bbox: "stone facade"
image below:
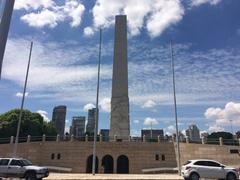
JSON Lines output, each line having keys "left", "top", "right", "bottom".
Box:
{"left": 175, "top": 143, "right": 240, "bottom": 167}
{"left": 0, "top": 141, "right": 176, "bottom": 173}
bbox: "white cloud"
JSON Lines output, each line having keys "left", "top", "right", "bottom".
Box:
{"left": 205, "top": 102, "right": 240, "bottom": 126}
{"left": 83, "top": 103, "right": 95, "bottom": 112}
{"left": 14, "top": 0, "right": 55, "bottom": 10}
{"left": 37, "top": 110, "right": 50, "bottom": 122}
{"left": 191, "top": 0, "right": 222, "bottom": 6}
{"left": 4, "top": 38, "right": 240, "bottom": 108}
{"left": 133, "top": 120, "right": 140, "bottom": 124}
{"left": 208, "top": 125, "right": 224, "bottom": 132}
{"left": 99, "top": 97, "right": 111, "bottom": 112}
{"left": 62, "top": 0, "right": 85, "bottom": 27}
{"left": 15, "top": 92, "right": 29, "bottom": 97}
{"left": 164, "top": 125, "right": 176, "bottom": 135}
{"left": 84, "top": 27, "right": 94, "bottom": 37}
{"left": 16, "top": 0, "right": 85, "bottom": 28}
{"left": 2, "top": 38, "right": 112, "bottom": 103}
{"left": 21, "top": 9, "right": 63, "bottom": 28}
{"left": 143, "top": 117, "right": 159, "bottom": 126}
{"left": 204, "top": 107, "right": 223, "bottom": 120}
{"left": 90, "top": 0, "right": 184, "bottom": 37}
{"left": 146, "top": 0, "right": 184, "bottom": 38}
{"left": 142, "top": 99, "right": 157, "bottom": 108}
{"left": 205, "top": 102, "right": 240, "bottom": 132}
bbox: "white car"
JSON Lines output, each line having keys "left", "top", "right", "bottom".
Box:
{"left": 181, "top": 159, "right": 239, "bottom": 180}
{"left": 0, "top": 158, "right": 49, "bottom": 180}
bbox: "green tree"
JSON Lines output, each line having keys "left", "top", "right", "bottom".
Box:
{"left": 207, "top": 131, "right": 233, "bottom": 139}
{"left": 0, "top": 109, "right": 57, "bottom": 138}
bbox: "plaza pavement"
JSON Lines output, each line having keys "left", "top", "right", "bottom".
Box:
{"left": 45, "top": 173, "right": 184, "bottom": 180}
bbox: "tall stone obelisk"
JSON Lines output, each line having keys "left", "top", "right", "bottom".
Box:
{"left": 110, "top": 15, "right": 130, "bottom": 140}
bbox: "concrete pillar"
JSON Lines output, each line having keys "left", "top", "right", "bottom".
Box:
{"left": 85, "top": 134, "right": 88, "bottom": 142}
{"left": 56, "top": 134, "right": 60, "bottom": 142}
{"left": 42, "top": 134, "right": 46, "bottom": 142}
{"left": 27, "top": 135, "right": 31, "bottom": 143}
{"left": 219, "top": 137, "right": 223, "bottom": 146}
{"left": 143, "top": 135, "right": 146, "bottom": 142}
{"left": 186, "top": 136, "right": 189, "bottom": 144}
{"left": 129, "top": 136, "right": 131, "bottom": 142}
{"left": 100, "top": 134, "right": 103, "bottom": 142}
{"left": 114, "top": 135, "right": 117, "bottom": 142}
{"left": 201, "top": 137, "right": 205, "bottom": 144}
{"left": 70, "top": 135, "right": 74, "bottom": 142}
{"left": 10, "top": 136, "right": 14, "bottom": 144}
{"left": 158, "top": 135, "right": 161, "bottom": 143}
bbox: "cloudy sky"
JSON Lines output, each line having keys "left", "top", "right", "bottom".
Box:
{"left": 1, "top": 0, "right": 240, "bottom": 136}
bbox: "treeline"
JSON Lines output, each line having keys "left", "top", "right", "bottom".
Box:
{"left": 0, "top": 109, "right": 57, "bottom": 138}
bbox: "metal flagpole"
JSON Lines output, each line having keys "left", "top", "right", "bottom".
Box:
{"left": 170, "top": 41, "right": 181, "bottom": 175}
{"left": 92, "top": 29, "right": 102, "bottom": 175}
{"left": 0, "top": 0, "right": 15, "bottom": 79}
{"left": 13, "top": 42, "right": 33, "bottom": 157}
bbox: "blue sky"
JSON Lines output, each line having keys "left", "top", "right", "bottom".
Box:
{"left": 1, "top": 0, "right": 240, "bottom": 136}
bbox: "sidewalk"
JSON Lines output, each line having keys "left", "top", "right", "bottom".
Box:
{"left": 46, "top": 173, "right": 184, "bottom": 180}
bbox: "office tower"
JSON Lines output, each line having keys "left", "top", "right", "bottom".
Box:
{"left": 52, "top": 105, "right": 67, "bottom": 137}
{"left": 70, "top": 116, "right": 86, "bottom": 137}
{"left": 141, "top": 129, "right": 164, "bottom": 140}
{"left": 86, "top": 108, "right": 96, "bottom": 135}
{"left": 186, "top": 124, "right": 200, "bottom": 141}
{"left": 100, "top": 129, "right": 109, "bottom": 141}
{"left": 110, "top": 15, "right": 130, "bottom": 140}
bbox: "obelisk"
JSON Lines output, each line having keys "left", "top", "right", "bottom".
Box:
{"left": 110, "top": 15, "right": 130, "bottom": 140}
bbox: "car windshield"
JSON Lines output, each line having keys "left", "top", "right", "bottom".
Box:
{"left": 21, "top": 159, "right": 33, "bottom": 166}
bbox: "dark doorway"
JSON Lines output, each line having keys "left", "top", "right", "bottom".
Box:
{"left": 117, "top": 155, "right": 129, "bottom": 174}
{"left": 102, "top": 155, "right": 114, "bottom": 173}
{"left": 86, "top": 155, "right": 98, "bottom": 173}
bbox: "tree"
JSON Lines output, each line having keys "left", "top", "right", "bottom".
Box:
{"left": 207, "top": 131, "right": 233, "bottom": 139}
{"left": 0, "top": 109, "right": 57, "bottom": 138}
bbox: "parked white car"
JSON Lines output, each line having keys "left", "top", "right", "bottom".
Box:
{"left": 0, "top": 158, "right": 49, "bottom": 180}
{"left": 181, "top": 159, "right": 239, "bottom": 180}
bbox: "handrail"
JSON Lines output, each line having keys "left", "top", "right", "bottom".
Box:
{"left": 0, "top": 135, "right": 239, "bottom": 146}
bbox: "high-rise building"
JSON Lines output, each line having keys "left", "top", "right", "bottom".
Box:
{"left": 100, "top": 129, "right": 109, "bottom": 141}
{"left": 52, "top": 105, "right": 67, "bottom": 137}
{"left": 86, "top": 108, "right": 96, "bottom": 135}
{"left": 70, "top": 116, "right": 86, "bottom": 137}
{"left": 186, "top": 124, "right": 200, "bottom": 141}
{"left": 141, "top": 129, "right": 164, "bottom": 140}
{"left": 110, "top": 15, "right": 130, "bottom": 140}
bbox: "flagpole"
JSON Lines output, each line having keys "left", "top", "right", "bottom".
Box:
{"left": 13, "top": 42, "right": 33, "bottom": 157}
{"left": 92, "top": 29, "right": 102, "bottom": 175}
{"left": 170, "top": 41, "right": 181, "bottom": 175}
{"left": 0, "top": 0, "right": 15, "bottom": 79}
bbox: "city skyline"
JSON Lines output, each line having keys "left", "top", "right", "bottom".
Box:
{"left": 1, "top": 0, "right": 240, "bottom": 136}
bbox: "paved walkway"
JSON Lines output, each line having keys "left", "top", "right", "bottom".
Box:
{"left": 46, "top": 173, "right": 184, "bottom": 180}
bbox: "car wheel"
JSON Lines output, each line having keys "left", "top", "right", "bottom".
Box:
{"left": 189, "top": 173, "right": 200, "bottom": 180}
{"left": 184, "top": 178, "right": 189, "bottom": 180}
{"left": 25, "top": 172, "right": 37, "bottom": 180}
{"left": 227, "top": 173, "right": 237, "bottom": 180}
